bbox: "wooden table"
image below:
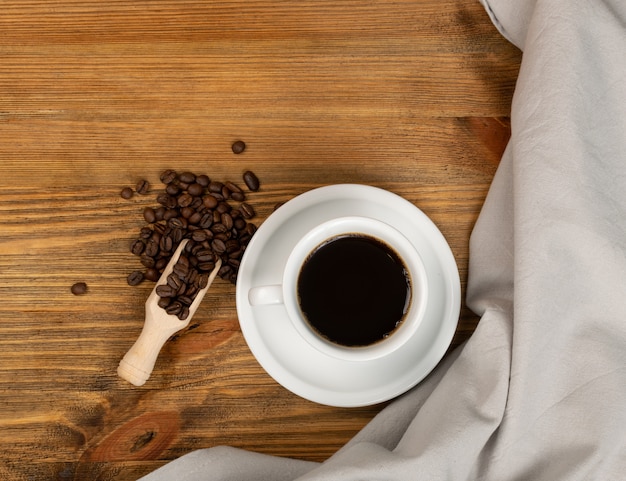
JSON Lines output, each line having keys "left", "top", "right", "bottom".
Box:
{"left": 0, "top": 1, "right": 520, "bottom": 479}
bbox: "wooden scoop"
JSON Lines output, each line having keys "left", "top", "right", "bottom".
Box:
{"left": 118, "top": 239, "right": 222, "bottom": 386}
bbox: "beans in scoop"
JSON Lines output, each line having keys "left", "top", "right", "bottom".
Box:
{"left": 125, "top": 169, "right": 260, "bottom": 320}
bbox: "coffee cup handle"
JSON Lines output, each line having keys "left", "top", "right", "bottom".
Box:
{"left": 248, "top": 285, "right": 284, "bottom": 306}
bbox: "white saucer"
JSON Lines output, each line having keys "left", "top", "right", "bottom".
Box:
{"left": 236, "top": 184, "right": 460, "bottom": 407}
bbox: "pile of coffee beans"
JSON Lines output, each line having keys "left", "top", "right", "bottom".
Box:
{"left": 125, "top": 169, "right": 260, "bottom": 320}
{"left": 154, "top": 245, "right": 213, "bottom": 321}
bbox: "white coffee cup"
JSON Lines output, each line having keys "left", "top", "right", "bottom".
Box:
{"left": 247, "top": 216, "right": 428, "bottom": 362}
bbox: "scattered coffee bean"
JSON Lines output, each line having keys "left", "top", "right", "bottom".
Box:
{"left": 120, "top": 187, "right": 134, "bottom": 199}
{"left": 130, "top": 239, "right": 146, "bottom": 256}
{"left": 136, "top": 179, "right": 150, "bottom": 195}
{"left": 240, "top": 202, "right": 255, "bottom": 219}
{"left": 231, "top": 140, "right": 246, "bottom": 154}
{"left": 160, "top": 169, "right": 177, "bottom": 184}
{"left": 143, "top": 207, "right": 156, "bottom": 224}
{"left": 127, "top": 270, "right": 144, "bottom": 286}
{"left": 71, "top": 282, "right": 88, "bottom": 295}
{"left": 242, "top": 170, "right": 260, "bottom": 191}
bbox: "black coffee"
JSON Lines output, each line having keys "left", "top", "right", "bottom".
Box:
{"left": 297, "top": 235, "right": 411, "bottom": 347}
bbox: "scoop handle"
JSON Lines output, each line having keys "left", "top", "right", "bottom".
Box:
{"left": 117, "top": 318, "right": 179, "bottom": 386}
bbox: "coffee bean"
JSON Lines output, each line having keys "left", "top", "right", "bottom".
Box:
{"left": 225, "top": 239, "right": 240, "bottom": 253}
{"left": 166, "top": 272, "right": 183, "bottom": 291}
{"left": 211, "top": 223, "right": 228, "bottom": 234}
{"left": 140, "top": 254, "right": 156, "bottom": 268}
{"left": 221, "top": 212, "right": 234, "bottom": 230}
{"left": 231, "top": 140, "right": 246, "bottom": 154}
{"left": 157, "top": 193, "right": 177, "bottom": 209}
{"left": 245, "top": 223, "right": 257, "bottom": 236}
{"left": 211, "top": 238, "right": 227, "bottom": 254}
{"left": 71, "top": 282, "right": 88, "bottom": 295}
{"left": 127, "top": 270, "right": 144, "bottom": 286}
{"left": 144, "top": 239, "right": 159, "bottom": 257}
{"left": 240, "top": 202, "right": 255, "bottom": 219}
{"left": 168, "top": 217, "right": 185, "bottom": 229}
{"left": 145, "top": 268, "right": 160, "bottom": 282}
{"left": 163, "top": 209, "right": 177, "bottom": 222}
{"left": 192, "top": 229, "right": 209, "bottom": 242}
{"left": 233, "top": 217, "right": 246, "bottom": 230}
{"left": 159, "top": 234, "right": 173, "bottom": 253}
{"left": 179, "top": 306, "right": 190, "bottom": 320}
{"left": 196, "top": 248, "right": 215, "bottom": 262}
{"left": 173, "top": 255, "right": 190, "bottom": 278}
{"left": 175, "top": 230, "right": 186, "bottom": 245}
{"left": 238, "top": 234, "right": 251, "bottom": 246}
{"left": 165, "top": 301, "right": 183, "bottom": 316}
{"left": 180, "top": 206, "right": 194, "bottom": 219}
{"left": 196, "top": 174, "right": 210, "bottom": 187}
{"left": 195, "top": 215, "right": 210, "bottom": 230}
{"left": 136, "top": 179, "right": 150, "bottom": 195}
{"left": 179, "top": 172, "right": 196, "bottom": 184}
{"left": 225, "top": 181, "right": 243, "bottom": 196}
{"left": 143, "top": 207, "right": 156, "bottom": 223}
{"left": 194, "top": 259, "right": 212, "bottom": 271}
{"left": 155, "top": 257, "right": 169, "bottom": 271}
{"left": 203, "top": 194, "right": 219, "bottom": 209}
{"left": 187, "top": 268, "right": 198, "bottom": 285}
{"left": 218, "top": 264, "right": 232, "bottom": 278}
{"left": 187, "top": 183, "right": 204, "bottom": 197}
{"left": 121, "top": 187, "right": 134, "bottom": 199}
{"left": 242, "top": 171, "right": 260, "bottom": 191}
{"left": 188, "top": 211, "right": 203, "bottom": 225}
{"left": 157, "top": 296, "right": 171, "bottom": 309}
{"left": 228, "top": 249, "right": 243, "bottom": 260}
{"left": 160, "top": 169, "right": 178, "bottom": 184}
{"left": 156, "top": 284, "right": 176, "bottom": 298}
{"left": 165, "top": 183, "right": 181, "bottom": 196}
{"left": 209, "top": 181, "right": 224, "bottom": 194}
{"left": 185, "top": 284, "right": 199, "bottom": 298}
{"left": 216, "top": 201, "right": 231, "bottom": 214}
{"left": 196, "top": 273, "right": 210, "bottom": 289}
{"left": 130, "top": 239, "right": 145, "bottom": 256}
{"left": 178, "top": 295, "right": 194, "bottom": 306}
{"left": 177, "top": 193, "right": 194, "bottom": 208}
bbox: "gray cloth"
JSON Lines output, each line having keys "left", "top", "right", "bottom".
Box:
{"left": 141, "top": 0, "right": 626, "bottom": 479}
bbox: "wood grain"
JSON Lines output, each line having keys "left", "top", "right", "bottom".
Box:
{"left": 0, "top": 1, "right": 521, "bottom": 479}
